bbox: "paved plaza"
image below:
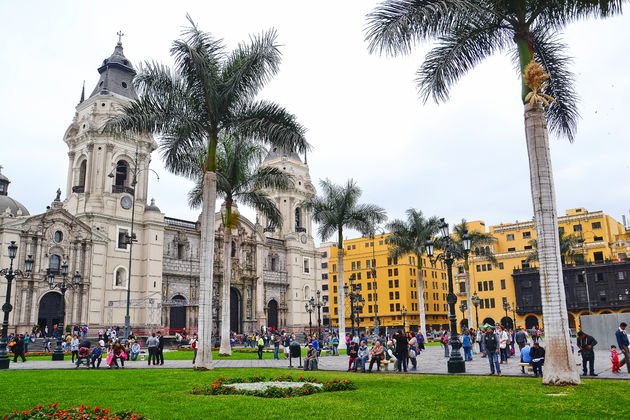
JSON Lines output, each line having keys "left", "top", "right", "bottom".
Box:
{"left": 5, "top": 343, "right": 628, "bottom": 380}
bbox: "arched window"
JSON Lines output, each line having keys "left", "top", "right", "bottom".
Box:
{"left": 295, "top": 207, "right": 301, "bottom": 230}
{"left": 115, "top": 267, "right": 127, "bottom": 288}
{"left": 231, "top": 241, "right": 236, "bottom": 258}
{"left": 49, "top": 255, "right": 61, "bottom": 274}
{"left": 114, "top": 160, "right": 128, "bottom": 187}
{"left": 78, "top": 160, "right": 87, "bottom": 187}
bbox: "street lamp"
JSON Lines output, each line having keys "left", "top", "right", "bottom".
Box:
{"left": 212, "top": 292, "right": 221, "bottom": 347}
{"left": 502, "top": 300, "right": 510, "bottom": 329}
{"left": 313, "top": 290, "right": 326, "bottom": 340}
{"left": 0, "top": 242, "right": 33, "bottom": 369}
{"left": 343, "top": 274, "right": 364, "bottom": 337}
{"left": 305, "top": 297, "right": 314, "bottom": 337}
{"left": 401, "top": 305, "right": 407, "bottom": 331}
{"left": 426, "top": 218, "right": 470, "bottom": 373}
{"left": 581, "top": 269, "right": 592, "bottom": 315}
{"left": 471, "top": 292, "right": 480, "bottom": 331}
{"left": 510, "top": 302, "right": 517, "bottom": 328}
{"left": 108, "top": 145, "right": 159, "bottom": 344}
{"left": 47, "top": 260, "right": 81, "bottom": 361}
{"left": 459, "top": 300, "right": 467, "bottom": 330}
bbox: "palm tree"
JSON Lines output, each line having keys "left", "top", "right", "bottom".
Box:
{"left": 386, "top": 209, "right": 440, "bottom": 336}
{"left": 525, "top": 229, "right": 586, "bottom": 266}
{"left": 107, "top": 16, "right": 308, "bottom": 369}
{"left": 303, "top": 179, "right": 387, "bottom": 340}
{"left": 366, "top": 0, "right": 624, "bottom": 385}
{"left": 450, "top": 220, "right": 496, "bottom": 330}
{"left": 187, "top": 137, "right": 293, "bottom": 356}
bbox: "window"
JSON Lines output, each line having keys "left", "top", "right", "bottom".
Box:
{"left": 410, "top": 268, "right": 413, "bottom": 276}
{"left": 508, "top": 247, "right": 516, "bottom": 252}
{"left": 388, "top": 280, "right": 393, "bottom": 288}
{"left": 490, "top": 298, "right": 495, "bottom": 308}
{"left": 476, "top": 265, "right": 481, "bottom": 272}
{"left": 480, "top": 299, "right": 485, "bottom": 309}
{"left": 357, "top": 261, "right": 361, "bottom": 270}
{"left": 501, "top": 279, "right": 506, "bottom": 289}
{"left": 333, "top": 275, "right": 337, "bottom": 282}
{"left": 368, "top": 294, "right": 372, "bottom": 301}
{"left": 347, "top": 245, "right": 351, "bottom": 250}
{"left": 366, "top": 260, "right": 371, "bottom": 268}
{"left": 396, "top": 303, "right": 400, "bottom": 311}
{"left": 489, "top": 281, "right": 494, "bottom": 291}
{"left": 483, "top": 281, "right": 488, "bottom": 291}
{"left": 333, "top": 286, "right": 337, "bottom": 293}
{"left": 499, "top": 262, "right": 504, "bottom": 269}
{"left": 592, "top": 221, "right": 601, "bottom": 229}
{"left": 559, "top": 227, "right": 565, "bottom": 234}
{"left": 357, "top": 272, "right": 361, "bottom": 280}
{"left": 395, "top": 291, "right": 399, "bottom": 299}
{"left": 394, "top": 279, "right": 399, "bottom": 287}
{"left": 334, "top": 297, "right": 337, "bottom": 304}
{"left": 368, "top": 305, "right": 372, "bottom": 313}
{"left": 389, "top": 292, "right": 394, "bottom": 299}
{"left": 117, "top": 228, "right": 129, "bottom": 250}
{"left": 54, "top": 231, "right": 63, "bottom": 243}
{"left": 394, "top": 268, "right": 398, "bottom": 276}
{"left": 367, "top": 271, "right": 371, "bottom": 279}
{"left": 523, "top": 231, "right": 531, "bottom": 238}
{"left": 594, "top": 252, "right": 604, "bottom": 262}
{"left": 594, "top": 236, "right": 603, "bottom": 241}
{"left": 322, "top": 284, "right": 329, "bottom": 291}
{"left": 482, "top": 265, "right": 486, "bottom": 272}
{"left": 351, "top": 261, "right": 356, "bottom": 270}
{"left": 334, "top": 308, "right": 338, "bottom": 315}
{"left": 365, "top": 242, "right": 369, "bottom": 248}
{"left": 332, "top": 264, "right": 336, "bottom": 273}
{"left": 321, "top": 262, "right": 328, "bottom": 269}
{"left": 388, "top": 269, "right": 393, "bottom": 276}
{"left": 113, "top": 160, "right": 128, "bottom": 188}
{"left": 303, "top": 257, "right": 310, "bottom": 274}
{"left": 352, "top": 245, "right": 356, "bottom": 249}
{"left": 387, "top": 257, "right": 392, "bottom": 265}
{"left": 478, "top": 281, "right": 483, "bottom": 291}
{"left": 573, "top": 224, "right": 582, "bottom": 232}
{"left": 114, "top": 267, "right": 127, "bottom": 288}
{"left": 507, "top": 234, "right": 515, "bottom": 241}
{"left": 322, "top": 273, "right": 328, "bottom": 280}
{"left": 596, "top": 272, "right": 604, "bottom": 282}
{"left": 177, "top": 243, "right": 184, "bottom": 259}
{"left": 393, "top": 257, "right": 398, "bottom": 265}
{"left": 367, "top": 282, "right": 372, "bottom": 290}
{"left": 487, "top": 264, "right": 492, "bottom": 271}
{"left": 49, "top": 255, "right": 61, "bottom": 274}
{"left": 618, "top": 272, "right": 626, "bottom": 280}
{"left": 390, "top": 304, "right": 394, "bottom": 311}
{"left": 502, "top": 297, "right": 508, "bottom": 305}
{"left": 524, "top": 245, "right": 532, "bottom": 250}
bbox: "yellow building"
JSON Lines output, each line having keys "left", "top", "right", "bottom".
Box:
{"left": 455, "top": 208, "right": 630, "bottom": 331}
{"left": 327, "top": 234, "right": 449, "bottom": 333}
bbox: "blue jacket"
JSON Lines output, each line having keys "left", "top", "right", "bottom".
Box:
{"left": 520, "top": 345, "right": 532, "bottom": 363}
{"left": 462, "top": 335, "right": 472, "bottom": 348}
{"left": 616, "top": 329, "right": 629, "bottom": 349}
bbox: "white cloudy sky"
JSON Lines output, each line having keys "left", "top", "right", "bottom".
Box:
{"left": 1, "top": 1, "right": 629, "bottom": 242}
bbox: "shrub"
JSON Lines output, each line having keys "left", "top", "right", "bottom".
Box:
{"left": 2, "top": 403, "right": 147, "bottom": 419}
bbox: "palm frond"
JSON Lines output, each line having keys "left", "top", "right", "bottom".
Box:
{"left": 240, "top": 191, "right": 284, "bottom": 227}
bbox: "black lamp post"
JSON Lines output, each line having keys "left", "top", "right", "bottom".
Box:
{"left": 47, "top": 260, "right": 81, "bottom": 361}
{"left": 108, "top": 145, "right": 159, "bottom": 344}
{"left": 344, "top": 274, "right": 364, "bottom": 337}
{"left": 510, "top": 302, "right": 517, "bottom": 329}
{"left": 401, "top": 305, "right": 407, "bottom": 331}
{"left": 313, "top": 290, "right": 326, "bottom": 340}
{"left": 305, "top": 298, "right": 314, "bottom": 337}
{"left": 426, "top": 218, "right": 471, "bottom": 374}
{"left": 212, "top": 292, "right": 221, "bottom": 347}
{"left": 0, "top": 242, "right": 33, "bottom": 369}
{"left": 471, "top": 292, "right": 480, "bottom": 331}
{"left": 459, "top": 300, "right": 467, "bottom": 331}
{"left": 502, "top": 300, "right": 510, "bottom": 328}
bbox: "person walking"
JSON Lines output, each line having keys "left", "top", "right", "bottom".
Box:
{"left": 530, "top": 342, "right": 545, "bottom": 377}
{"left": 273, "top": 334, "right": 280, "bottom": 360}
{"left": 615, "top": 322, "right": 630, "bottom": 373}
{"left": 577, "top": 331, "right": 598, "bottom": 376}
{"left": 70, "top": 335, "right": 80, "bottom": 363}
{"left": 156, "top": 331, "right": 164, "bottom": 365}
{"left": 462, "top": 330, "right": 472, "bottom": 361}
{"left": 483, "top": 327, "right": 501, "bottom": 376}
{"left": 515, "top": 327, "right": 527, "bottom": 352}
{"left": 499, "top": 326, "right": 509, "bottom": 364}
{"left": 332, "top": 334, "right": 339, "bottom": 356}
{"left": 393, "top": 329, "right": 408, "bottom": 373}
{"left": 147, "top": 332, "right": 159, "bottom": 366}
{"left": 12, "top": 334, "right": 26, "bottom": 362}
{"left": 257, "top": 335, "right": 265, "bottom": 360}
{"left": 191, "top": 335, "right": 198, "bottom": 365}
{"left": 23, "top": 333, "right": 30, "bottom": 354}
{"left": 441, "top": 331, "right": 450, "bottom": 358}
{"left": 476, "top": 329, "right": 485, "bottom": 357}
{"left": 283, "top": 333, "right": 292, "bottom": 359}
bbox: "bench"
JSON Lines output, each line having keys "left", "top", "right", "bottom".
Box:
{"left": 380, "top": 360, "right": 390, "bottom": 371}
{"left": 519, "top": 362, "right": 582, "bottom": 375}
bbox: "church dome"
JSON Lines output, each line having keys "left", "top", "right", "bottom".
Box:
{"left": 263, "top": 147, "right": 302, "bottom": 163}
{"left": 89, "top": 40, "right": 137, "bottom": 100}
{"left": 145, "top": 198, "right": 161, "bottom": 212}
{"left": 0, "top": 168, "right": 29, "bottom": 217}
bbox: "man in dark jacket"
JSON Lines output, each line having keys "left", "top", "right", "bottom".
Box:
{"left": 530, "top": 342, "right": 545, "bottom": 377}
{"left": 393, "top": 330, "right": 408, "bottom": 373}
{"left": 577, "top": 331, "right": 597, "bottom": 376}
{"left": 12, "top": 334, "right": 26, "bottom": 362}
{"left": 615, "top": 322, "right": 630, "bottom": 373}
{"left": 515, "top": 328, "right": 528, "bottom": 351}
{"left": 483, "top": 327, "right": 501, "bottom": 376}
{"left": 156, "top": 331, "right": 165, "bottom": 365}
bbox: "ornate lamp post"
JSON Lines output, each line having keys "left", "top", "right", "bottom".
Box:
{"left": 502, "top": 300, "right": 511, "bottom": 328}
{"left": 471, "top": 292, "right": 480, "bottom": 330}
{"left": 47, "top": 261, "right": 81, "bottom": 361}
{"left": 511, "top": 302, "right": 517, "bottom": 329}
{"left": 0, "top": 242, "right": 33, "bottom": 369}
{"left": 426, "top": 218, "right": 471, "bottom": 373}
{"left": 343, "top": 274, "right": 364, "bottom": 337}
{"left": 459, "top": 300, "right": 467, "bottom": 330}
{"left": 212, "top": 292, "right": 221, "bottom": 347}
{"left": 108, "top": 145, "right": 159, "bottom": 344}
{"left": 313, "top": 290, "right": 326, "bottom": 339}
{"left": 305, "top": 297, "right": 314, "bottom": 337}
{"left": 401, "top": 305, "right": 407, "bottom": 331}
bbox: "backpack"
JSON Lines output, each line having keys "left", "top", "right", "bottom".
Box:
{"left": 441, "top": 336, "right": 448, "bottom": 344}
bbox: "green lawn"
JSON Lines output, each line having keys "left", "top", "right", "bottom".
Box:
{"left": 0, "top": 368, "right": 627, "bottom": 419}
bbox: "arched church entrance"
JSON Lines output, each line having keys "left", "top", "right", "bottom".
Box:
{"left": 38, "top": 292, "right": 62, "bottom": 336}
{"left": 169, "top": 295, "right": 186, "bottom": 333}
{"left": 268, "top": 299, "right": 279, "bottom": 331}
{"left": 230, "top": 287, "right": 241, "bottom": 333}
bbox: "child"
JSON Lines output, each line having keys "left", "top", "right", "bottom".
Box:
{"left": 611, "top": 345, "right": 620, "bottom": 373}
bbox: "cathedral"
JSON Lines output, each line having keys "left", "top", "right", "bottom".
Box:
{"left": 0, "top": 40, "right": 321, "bottom": 336}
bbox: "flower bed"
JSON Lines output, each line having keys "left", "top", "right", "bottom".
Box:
{"left": 2, "top": 403, "right": 147, "bottom": 419}
{"left": 192, "top": 374, "right": 355, "bottom": 398}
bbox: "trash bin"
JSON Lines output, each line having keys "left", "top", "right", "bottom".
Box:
{"left": 290, "top": 341, "right": 301, "bottom": 358}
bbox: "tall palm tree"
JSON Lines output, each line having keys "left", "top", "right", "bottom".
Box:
{"left": 366, "top": 0, "right": 624, "bottom": 385}
{"left": 304, "top": 179, "right": 387, "bottom": 340}
{"left": 525, "top": 228, "right": 586, "bottom": 266}
{"left": 386, "top": 209, "right": 440, "bottom": 336}
{"left": 187, "top": 138, "right": 293, "bottom": 356}
{"left": 450, "top": 220, "right": 496, "bottom": 330}
{"left": 107, "top": 16, "right": 308, "bottom": 369}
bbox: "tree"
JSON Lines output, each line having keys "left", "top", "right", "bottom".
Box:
{"left": 187, "top": 137, "right": 293, "bottom": 356}
{"left": 387, "top": 209, "right": 440, "bottom": 336}
{"left": 450, "top": 220, "right": 496, "bottom": 330}
{"left": 304, "top": 179, "right": 387, "bottom": 340}
{"left": 107, "top": 16, "right": 308, "bottom": 369}
{"left": 366, "top": 0, "right": 624, "bottom": 385}
{"left": 525, "top": 229, "right": 586, "bottom": 266}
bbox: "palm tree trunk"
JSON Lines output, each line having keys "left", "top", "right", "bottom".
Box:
{"left": 195, "top": 171, "right": 216, "bottom": 370}
{"left": 337, "top": 247, "right": 346, "bottom": 341}
{"left": 465, "top": 270, "right": 473, "bottom": 329}
{"left": 219, "top": 226, "right": 232, "bottom": 356}
{"left": 524, "top": 102, "right": 579, "bottom": 385}
{"left": 416, "top": 258, "right": 426, "bottom": 336}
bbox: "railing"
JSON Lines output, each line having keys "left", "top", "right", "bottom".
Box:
{"left": 165, "top": 217, "right": 197, "bottom": 229}
{"left": 71, "top": 185, "right": 85, "bottom": 193}
{"left": 267, "top": 237, "right": 285, "bottom": 246}
{"left": 296, "top": 227, "right": 307, "bottom": 233}
{"left": 111, "top": 185, "right": 135, "bottom": 194}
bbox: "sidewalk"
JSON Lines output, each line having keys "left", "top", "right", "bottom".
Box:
{"left": 5, "top": 345, "right": 628, "bottom": 379}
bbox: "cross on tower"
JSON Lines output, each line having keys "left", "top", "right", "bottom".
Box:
{"left": 117, "top": 31, "right": 124, "bottom": 43}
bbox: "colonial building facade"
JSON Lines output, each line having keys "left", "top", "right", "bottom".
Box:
{"left": 0, "top": 41, "right": 320, "bottom": 335}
